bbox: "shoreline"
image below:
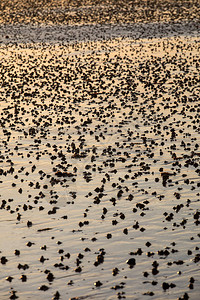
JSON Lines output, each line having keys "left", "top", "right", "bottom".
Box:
{"left": 0, "top": 20, "right": 199, "bottom": 44}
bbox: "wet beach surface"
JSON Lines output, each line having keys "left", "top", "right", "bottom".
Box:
{"left": 0, "top": 1, "right": 200, "bottom": 300}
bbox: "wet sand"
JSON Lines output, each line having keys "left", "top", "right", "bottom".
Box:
{"left": 0, "top": 1, "right": 200, "bottom": 300}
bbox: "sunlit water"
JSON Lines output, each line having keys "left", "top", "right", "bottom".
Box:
{"left": 0, "top": 2, "right": 200, "bottom": 299}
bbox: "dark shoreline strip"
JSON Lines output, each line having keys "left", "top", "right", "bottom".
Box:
{"left": 0, "top": 21, "right": 199, "bottom": 44}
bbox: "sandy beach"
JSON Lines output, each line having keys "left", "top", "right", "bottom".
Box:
{"left": 0, "top": 1, "right": 200, "bottom": 300}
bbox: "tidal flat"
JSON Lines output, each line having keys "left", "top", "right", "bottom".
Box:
{"left": 0, "top": 6, "right": 200, "bottom": 300}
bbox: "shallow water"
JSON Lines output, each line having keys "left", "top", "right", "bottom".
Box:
{"left": 0, "top": 4, "right": 200, "bottom": 300}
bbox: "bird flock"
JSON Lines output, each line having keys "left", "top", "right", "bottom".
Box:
{"left": 0, "top": 4, "right": 200, "bottom": 300}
